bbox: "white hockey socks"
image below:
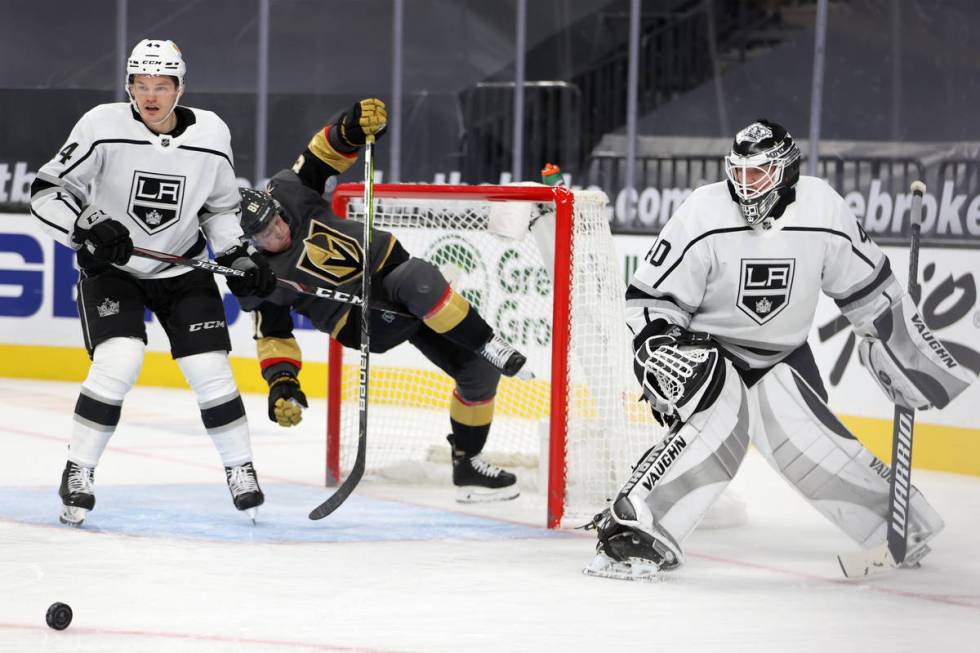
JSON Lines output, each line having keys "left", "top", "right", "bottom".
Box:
{"left": 178, "top": 352, "right": 253, "bottom": 467}
{"left": 69, "top": 337, "right": 144, "bottom": 467}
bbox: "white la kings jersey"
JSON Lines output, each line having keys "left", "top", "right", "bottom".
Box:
{"left": 626, "top": 176, "right": 902, "bottom": 369}
{"left": 31, "top": 102, "right": 243, "bottom": 278}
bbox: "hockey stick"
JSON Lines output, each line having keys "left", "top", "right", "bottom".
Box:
{"left": 308, "top": 134, "right": 376, "bottom": 520}
{"left": 131, "top": 246, "right": 411, "bottom": 318}
{"left": 837, "top": 180, "right": 925, "bottom": 578}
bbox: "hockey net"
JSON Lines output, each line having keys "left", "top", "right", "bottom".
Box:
{"left": 327, "top": 183, "right": 660, "bottom": 528}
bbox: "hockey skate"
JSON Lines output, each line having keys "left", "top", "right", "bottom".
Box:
{"left": 479, "top": 335, "right": 532, "bottom": 380}
{"left": 58, "top": 461, "right": 95, "bottom": 527}
{"left": 582, "top": 499, "right": 683, "bottom": 582}
{"left": 225, "top": 462, "right": 264, "bottom": 523}
{"left": 448, "top": 435, "right": 520, "bottom": 503}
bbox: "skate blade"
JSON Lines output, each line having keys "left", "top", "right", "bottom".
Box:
{"left": 583, "top": 552, "right": 659, "bottom": 582}
{"left": 455, "top": 485, "right": 520, "bottom": 504}
{"left": 244, "top": 507, "right": 258, "bottom": 524}
{"left": 59, "top": 506, "right": 89, "bottom": 528}
{"left": 515, "top": 368, "right": 535, "bottom": 381}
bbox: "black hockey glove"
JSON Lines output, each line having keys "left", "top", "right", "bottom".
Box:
{"left": 338, "top": 98, "right": 388, "bottom": 148}
{"left": 215, "top": 244, "right": 277, "bottom": 298}
{"left": 72, "top": 210, "right": 133, "bottom": 265}
{"left": 267, "top": 372, "right": 308, "bottom": 427}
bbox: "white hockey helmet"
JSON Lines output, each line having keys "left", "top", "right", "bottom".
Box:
{"left": 126, "top": 39, "right": 186, "bottom": 87}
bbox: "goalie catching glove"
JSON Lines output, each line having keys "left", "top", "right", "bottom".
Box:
{"left": 267, "top": 372, "right": 308, "bottom": 427}
{"left": 633, "top": 323, "right": 725, "bottom": 425}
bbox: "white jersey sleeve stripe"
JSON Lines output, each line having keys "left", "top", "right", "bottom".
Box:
{"left": 59, "top": 138, "right": 152, "bottom": 178}
{"left": 177, "top": 144, "right": 233, "bottom": 167}
{"left": 56, "top": 193, "right": 82, "bottom": 217}
{"left": 627, "top": 280, "right": 699, "bottom": 314}
{"left": 831, "top": 258, "right": 894, "bottom": 308}
{"left": 826, "top": 256, "right": 888, "bottom": 301}
{"left": 783, "top": 226, "right": 875, "bottom": 269}
{"left": 652, "top": 226, "right": 751, "bottom": 288}
{"left": 30, "top": 207, "right": 71, "bottom": 237}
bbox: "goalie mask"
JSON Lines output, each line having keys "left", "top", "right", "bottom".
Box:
{"left": 724, "top": 119, "right": 801, "bottom": 226}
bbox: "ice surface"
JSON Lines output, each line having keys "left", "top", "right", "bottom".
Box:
{"left": 1, "top": 379, "right": 979, "bottom": 652}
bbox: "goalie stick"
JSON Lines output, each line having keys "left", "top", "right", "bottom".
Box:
{"left": 837, "top": 180, "right": 925, "bottom": 579}
{"left": 308, "top": 133, "right": 376, "bottom": 521}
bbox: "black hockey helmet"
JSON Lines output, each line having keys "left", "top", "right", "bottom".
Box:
{"left": 724, "top": 119, "right": 801, "bottom": 226}
{"left": 239, "top": 187, "right": 282, "bottom": 238}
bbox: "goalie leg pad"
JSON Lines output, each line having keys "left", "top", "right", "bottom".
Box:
{"left": 613, "top": 360, "right": 751, "bottom": 546}
{"left": 753, "top": 363, "right": 944, "bottom": 550}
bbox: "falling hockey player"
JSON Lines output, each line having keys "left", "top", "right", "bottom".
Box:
{"left": 234, "top": 98, "right": 527, "bottom": 502}
{"left": 30, "top": 40, "right": 277, "bottom": 526}
{"left": 584, "top": 119, "right": 975, "bottom": 580}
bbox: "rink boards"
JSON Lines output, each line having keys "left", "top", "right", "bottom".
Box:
{"left": 1, "top": 215, "right": 978, "bottom": 475}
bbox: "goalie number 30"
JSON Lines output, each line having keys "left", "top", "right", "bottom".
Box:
{"left": 644, "top": 238, "right": 672, "bottom": 266}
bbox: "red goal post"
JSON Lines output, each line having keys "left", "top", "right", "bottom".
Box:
{"left": 326, "top": 183, "right": 656, "bottom": 528}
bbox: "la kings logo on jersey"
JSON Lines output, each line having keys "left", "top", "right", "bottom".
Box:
{"left": 737, "top": 259, "right": 795, "bottom": 324}
{"left": 127, "top": 171, "right": 185, "bottom": 234}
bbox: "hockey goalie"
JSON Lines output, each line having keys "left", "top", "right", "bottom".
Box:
{"left": 584, "top": 119, "right": 975, "bottom": 580}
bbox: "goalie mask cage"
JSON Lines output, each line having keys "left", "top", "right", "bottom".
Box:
{"left": 327, "top": 183, "right": 657, "bottom": 528}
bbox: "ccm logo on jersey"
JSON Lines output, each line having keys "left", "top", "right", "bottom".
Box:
{"left": 737, "top": 259, "right": 795, "bottom": 324}
{"left": 189, "top": 320, "right": 225, "bottom": 332}
{"left": 127, "top": 171, "right": 186, "bottom": 234}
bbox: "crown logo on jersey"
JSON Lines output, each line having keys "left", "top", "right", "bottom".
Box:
{"left": 96, "top": 298, "right": 120, "bottom": 318}
{"left": 146, "top": 209, "right": 163, "bottom": 225}
{"left": 755, "top": 297, "right": 772, "bottom": 314}
{"left": 736, "top": 123, "right": 773, "bottom": 144}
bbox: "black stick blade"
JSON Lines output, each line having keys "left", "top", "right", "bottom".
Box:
{"left": 308, "top": 465, "right": 363, "bottom": 520}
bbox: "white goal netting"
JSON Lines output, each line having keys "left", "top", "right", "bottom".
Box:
{"left": 330, "top": 185, "right": 662, "bottom": 526}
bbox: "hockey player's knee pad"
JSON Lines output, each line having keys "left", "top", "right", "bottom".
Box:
{"left": 85, "top": 337, "right": 145, "bottom": 401}
{"left": 178, "top": 351, "right": 238, "bottom": 402}
{"left": 382, "top": 258, "right": 449, "bottom": 315}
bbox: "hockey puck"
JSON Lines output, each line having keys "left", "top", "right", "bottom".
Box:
{"left": 45, "top": 602, "right": 72, "bottom": 630}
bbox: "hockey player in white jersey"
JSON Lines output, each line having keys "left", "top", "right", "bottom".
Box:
{"left": 30, "top": 39, "right": 277, "bottom": 526}
{"left": 584, "top": 119, "right": 975, "bottom": 580}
